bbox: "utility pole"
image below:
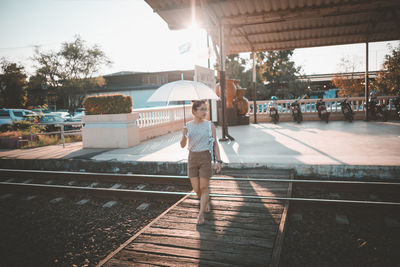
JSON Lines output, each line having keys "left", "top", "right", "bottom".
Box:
{"left": 365, "top": 42, "right": 369, "bottom": 121}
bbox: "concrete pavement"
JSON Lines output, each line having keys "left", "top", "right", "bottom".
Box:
{"left": 1, "top": 121, "right": 399, "bottom": 179}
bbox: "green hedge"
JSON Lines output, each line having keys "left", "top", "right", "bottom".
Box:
{"left": 82, "top": 94, "right": 133, "bottom": 115}
{"left": 0, "top": 121, "right": 34, "bottom": 132}
{"left": 12, "top": 121, "right": 33, "bottom": 131}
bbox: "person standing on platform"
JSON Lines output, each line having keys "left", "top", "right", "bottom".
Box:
{"left": 180, "top": 100, "right": 222, "bottom": 225}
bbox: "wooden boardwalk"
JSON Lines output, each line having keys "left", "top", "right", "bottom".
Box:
{"left": 100, "top": 169, "right": 292, "bottom": 267}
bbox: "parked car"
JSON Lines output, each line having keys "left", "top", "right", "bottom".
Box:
{"left": 36, "top": 114, "right": 66, "bottom": 132}
{"left": 31, "top": 108, "right": 51, "bottom": 115}
{"left": 0, "top": 108, "right": 38, "bottom": 127}
{"left": 51, "top": 111, "right": 72, "bottom": 120}
{"left": 64, "top": 112, "right": 85, "bottom": 131}
{"left": 38, "top": 114, "right": 65, "bottom": 124}
{"left": 66, "top": 113, "right": 83, "bottom": 122}
{"left": 72, "top": 108, "right": 85, "bottom": 117}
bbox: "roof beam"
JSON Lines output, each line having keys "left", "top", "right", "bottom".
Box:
{"left": 199, "top": 0, "right": 219, "bottom": 27}
{"left": 233, "top": 8, "right": 397, "bottom": 29}
{"left": 229, "top": 19, "right": 396, "bottom": 39}
{"left": 233, "top": 29, "right": 397, "bottom": 47}
{"left": 229, "top": 30, "right": 398, "bottom": 53}
{"left": 236, "top": 26, "right": 254, "bottom": 52}
{"left": 219, "top": 0, "right": 400, "bottom": 26}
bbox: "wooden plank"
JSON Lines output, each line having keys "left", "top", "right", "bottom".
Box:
{"left": 100, "top": 169, "right": 292, "bottom": 266}
{"left": 167, "top": 208, "right": 282, "bottom": 225}
{"left": 212, "top": 175, "right": 291, "bottom": 181}
{"left": 124, "top": 242, "right": 271, "bottom": 266}
{"left": 152, "top": 218, "right": 278, "bottom": 233}
{"left": 98, "top": 194, "right": 190, "bottom": 266}
{"left": 209, "top": 180, "right": 290, "bottom": 189}
{"left": 143, "top": 228, "right": 274, "bottom": 248}
{"left": 166, "top": 208, "right": 282, "bottom": 222}
{"left": 210, "top": 181, "right": 289, "bottom": 188}
{"left": 158, "top": 216, "right": 281, "bottom": 229}
{"left": 187, "top": 195, "right": 285, "bottom": 205}
{"left": 106, "top": 251, "right": 234, "bottom": 267}
{"left": 171, "top": 206, "right": 284, "bottom": 216}
{"left": 209, "top": 185, "right": 289, "bottom": 192}
{"left": 269, "top": 171, "right": 294, "bottom": 267}
{"left": 210, "top": 178, "right": 290, "bottom": 184}
{"left": 134, "top": 234, "right": 270, "bottom": 256}
{"left": 181, "top": 199, "right": 284, "bottom": 212}
{"left": 184, "top": 197, "right": 283, "bottom": 207}
{"left": 209, "top": 182, "right": 289, "bottom": 189}
{"left": 209, "top": 187, "right": 289, "bottom": 197}
{"left": 218, "top": 168, "right": 291, "bottom": 177}
{"left": 179, "top": 203, "right": 284, "bottom": 216}
{"left": 149, "top": 223, "right": 277, "bottom": 239}
{"left": 104, "top": 258, "right": 158, "bottom": 267}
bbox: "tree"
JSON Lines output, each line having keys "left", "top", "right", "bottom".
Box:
{"left": 32, "top": 35, "right": 111, "bottom": 110}
{"left": 373, "top": 43, "right": 400, "bottom": 96}
{"left": 224, "top": 54, "right": 264, "bottom": 100}
{"left": 257, "top": 50, "right": 305, "bottom": 99}
{"left": 332, "top": 57, "right": 364, "bottom": 97}
{"left": 0, "top": 58, "right": 27, "bottom": 108}
{"left": 221, "top": 51, "right": 304, "bottom": 100}
{"left": 226, "top": 54, "right": 246, "bottom": 79}
{"left": 26, "top": 73, "right": 49, "bottom": 108}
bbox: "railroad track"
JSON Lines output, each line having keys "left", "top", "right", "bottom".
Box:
{"left": 2, "top": 168, "right": 399, "bottom": 267}
{"left": 1, "top": 169, "right": 400, "bottom": 210}
{"left": 0, "top": 169, "right": 191, "bottom": 201}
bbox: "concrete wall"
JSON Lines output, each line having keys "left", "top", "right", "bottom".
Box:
{"left": 1, "top": 159, "right": 399, "bottom": 180}
{"left": 139, "top": 120, "right": 184, "bottom": 142}
{"left": 83, "top": 113, "right": 140, "bottom": 148}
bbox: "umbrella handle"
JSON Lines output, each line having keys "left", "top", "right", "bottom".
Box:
{"left": 183, "top": 102, "right": 186, "bottom": 125}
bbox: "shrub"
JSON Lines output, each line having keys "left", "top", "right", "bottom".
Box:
{"left": 82, "top": 94, "right": 133, "bottom": 115}
{"left": 20, "top": 134, "right": 82, "bottom": 148}
{"left": 11, "top": 120, "right": 33, "bottom": 131}
{"left": 0, "top": 131, "right": 23, "bottom": 138}
{"left": 0, "top": 124, "right": 12, "bottom": 132}
{"left": 0, "top": 121, "right": 35, "bottom": 133}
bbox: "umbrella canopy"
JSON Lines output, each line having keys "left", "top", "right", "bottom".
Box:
{"left": 147, "top": 80, "right": 219, "bottom": 103}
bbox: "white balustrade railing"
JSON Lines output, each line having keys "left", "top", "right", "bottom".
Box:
{"left": 248, "top": 96, "right": 394, "bottom": 115}
{"left": 133, "top": 96, "right": 395, "bottom": 130}
{"left": 134, "top": 105, "right": 193, "bottom": 128}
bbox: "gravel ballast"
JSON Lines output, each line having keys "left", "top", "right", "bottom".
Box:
{"left": 280, "top": 191, "right": 400, "bottom": 267}
{"left": 0, "top": 193, "right": 182, "bottom": 267}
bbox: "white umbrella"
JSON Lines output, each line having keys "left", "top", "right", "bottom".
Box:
{"left": 148, "top": 80, "right": 219, "bottom": 102}
{"left": 147, "top": 80, "right": 219, "bottom": 123}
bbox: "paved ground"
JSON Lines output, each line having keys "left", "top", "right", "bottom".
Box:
{"left": 1, "top": 121, "right": 399, "bottom": 178}
{"left": 89, "top": 120, "right": 400, "bottom": 166}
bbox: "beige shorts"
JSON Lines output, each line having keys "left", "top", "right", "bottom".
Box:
{"left": 188, "top": 150, "right": 212, "bottom": 179}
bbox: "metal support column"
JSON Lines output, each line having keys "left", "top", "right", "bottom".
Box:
{"left": 252, "top": 52, "right": 257, "bottom": 124}
{"left": 207, "top": 32, "right": 213, "bottom": 123}
{"left": 219, "top": 24, "right": 234, "bottom": 141}
{"left": 365, "top": 42, "right": 369, "bottom": 121}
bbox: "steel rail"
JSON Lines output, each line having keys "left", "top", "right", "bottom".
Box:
{"left": 1, "top": 169, "right": 399, "bottom": 186}
{"left": 0, "top": 169, "right": 189, "bottom": 185}
{"left": 0, "top": 182, "right": 184, "bottom": 201}
{"left": 1, "top": 182, "right": 400, "bottom": 209}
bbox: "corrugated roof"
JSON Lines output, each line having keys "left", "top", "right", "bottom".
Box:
{"left": 145, "top": 0, "right": 400, "bottom": 54}
{"left": 298, "top": 71, "right": 379, "bottom": 82}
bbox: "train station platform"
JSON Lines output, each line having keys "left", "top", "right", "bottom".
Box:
{"left": 0, "top": 121, "right": 399, "bottom": 179}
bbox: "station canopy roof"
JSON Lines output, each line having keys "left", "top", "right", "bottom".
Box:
{"left": 144, "top": 0, "right": 400, "bottom": 54}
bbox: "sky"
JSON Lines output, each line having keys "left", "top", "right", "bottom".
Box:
{"left": 0, "top": 0, "right": 399, "bottom": 77}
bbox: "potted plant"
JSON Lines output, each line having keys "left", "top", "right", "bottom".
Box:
{"left": 82, "top": 94, "right": 139, "bottom": 148}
